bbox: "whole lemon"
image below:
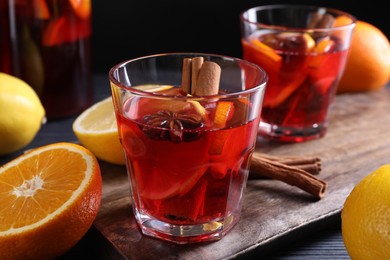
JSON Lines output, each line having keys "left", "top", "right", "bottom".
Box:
{"left": 0, "top": 72, "right": 46, "bottom": 155}
{"left": 341, "top": 164, "right": 390, "bottom": 259}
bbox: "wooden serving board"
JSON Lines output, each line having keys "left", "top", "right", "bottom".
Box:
{"left": 94, "top": 88, "right": 390, "bottom": 259}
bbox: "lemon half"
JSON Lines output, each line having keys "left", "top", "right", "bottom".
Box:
{"left": 72, "top": 96, "right": 125, "bottom": 165}
{"left": 72, "top": 85, "right": 184, "bottom": 165}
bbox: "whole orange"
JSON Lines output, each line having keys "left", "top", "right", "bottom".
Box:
{"left": 336, "top": 20, "right": 390, "bottom": 93}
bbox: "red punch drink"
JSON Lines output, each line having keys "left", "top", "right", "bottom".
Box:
{"left": 110, "top": 54, "right": 267, "bottom": 244}
{"left": 242, "top": 31, "right": 349, "bottom": 141}
{"left": 118, "top": 87, "right": 257, "bottom": 226}
{"left": 0, "top": 0, "right": 92, "bottom": 118}
{"left": 240, "top": 5, "right": 356, "bottom": 142}
{"left": 116, "top": 86, "right": 260, "bottom": 243}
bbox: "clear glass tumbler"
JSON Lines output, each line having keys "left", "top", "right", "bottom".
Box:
{"left": 240, "top": 5, "right": 356, "bottom": 142}
{"left": 109, "top": 53, "right": 267, "bottom": 244}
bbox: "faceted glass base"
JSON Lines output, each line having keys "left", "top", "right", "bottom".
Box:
{"left": 258, "top": 121, "right": 328, "bottom": 142}
{"left": 135, "top": 210, "right": 239, "bottom": 244}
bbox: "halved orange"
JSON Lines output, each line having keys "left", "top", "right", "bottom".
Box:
{"left": 0, "top": 142, "right": 102, "bottom": 259}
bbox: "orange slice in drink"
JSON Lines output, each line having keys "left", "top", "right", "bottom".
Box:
{"left": 134, "top": 160, "right": 209, "bottom": 200}
{"left": 0, "top": 142, "right": 102, "bottom": 259}
{"left": 309, "top": 38, "right": 336, "bottom": 68}
{"left": 209, "top": 101, "right": 235, "bottom": 155}
{"left": 262, "top": 72, "right": 307, "bottom": 108}
{"left": 33, "top": 0, "right": 50, "bottom": 19}
{"left": 42, "top": 14, "right": 91, "bottom": 46}
{"left": 331, "top": 15, "right": 354, "bottom": 40}
{"left": 333, "top": 15, "right": 354, "bottom": 27}
{"left": 157, "top": 177, "right": 208, "bottom": 222}
{"left": 69, "top": 0, "right": 91, "bottom": 19}
{"left": 260, "top": 34, "right": 317, "bottom": 108}
{"left": 242, "top": 39, "right": 282, "bottom": 73}
{"left": 251, "top": 38, "right": 282, "bottom": 62}
{"left": 213, "top": 101, "right": 234, "bottom": 128}
{"left": 314, "top": 38, "right": 335, "bottom": 53}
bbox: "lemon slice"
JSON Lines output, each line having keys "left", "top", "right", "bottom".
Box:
{"left": 133, "top": 84, "right": 174, "bottom": 92}
{"left": 72, "top": 96, "right": 125, "bottom": 165}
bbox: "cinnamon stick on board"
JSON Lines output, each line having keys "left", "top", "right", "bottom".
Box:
{"left": 257, "top": 153, "right": 322, "bottom": 175}
{"left": 250, "top": 152, "right": 327, "bottom": 199}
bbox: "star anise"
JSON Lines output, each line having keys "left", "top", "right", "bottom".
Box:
{"left": 141, "top": 110, "right": 204, "bottom": 142}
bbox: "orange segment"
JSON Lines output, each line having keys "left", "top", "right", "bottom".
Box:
{"left": 69, "top": 0, "right": 91, "bottom": 19}
{"left": 0, "top": 142, "right": 102, "bottom": 260}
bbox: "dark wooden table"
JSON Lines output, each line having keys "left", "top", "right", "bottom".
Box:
{"left": 4, "top": 74, "right": 388, "bottom": 259}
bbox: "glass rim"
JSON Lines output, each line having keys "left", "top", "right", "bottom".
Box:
{"left": 240, "top": 4, "right": 357, "bottom": 32}
{"left": 108, "top": 52, "right": 268, "bottom": 100}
